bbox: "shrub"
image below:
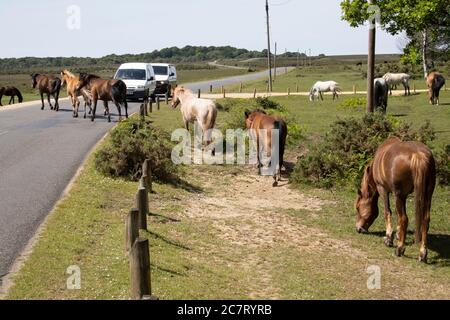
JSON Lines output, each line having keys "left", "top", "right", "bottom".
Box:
{"left": 94, "top": 117, "right": 179, "bottom": 182}
{"left": 290, "top": 113, "right": 437, "bottom": 188}
{"left": 435, "top": 145, "right": 450, "bottom": 186}
{"left": 338, "top": 97, "right": 367, "bottom": 110}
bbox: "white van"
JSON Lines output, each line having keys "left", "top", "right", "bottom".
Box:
{"left": 114, "top": 63, "right": 157, "bottom": 101}
{"left": 150, "top": 63, "right": 177, "bottom": 95}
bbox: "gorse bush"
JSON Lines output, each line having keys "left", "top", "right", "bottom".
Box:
{"left": 290, "top": 113, "right": 437, "bottom": 189}
{"left": 435, "top": 145, "right": 450, "bottom": 186}
{"left": 94, "top": 118, "right": 179, "bottom": 182}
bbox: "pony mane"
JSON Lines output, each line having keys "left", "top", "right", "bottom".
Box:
{"left": 360, "top": 161, "right": 377, "bottom": 198}
{"left": 62, "top": 69, "right": 77, "bottom": 78}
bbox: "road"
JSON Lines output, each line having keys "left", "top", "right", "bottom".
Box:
{"left": 0, "top": 68, "right": 290, "bottom": 283}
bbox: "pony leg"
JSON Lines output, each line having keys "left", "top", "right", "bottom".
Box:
{"left": 378, "top": 187, "right": 394, "bottom": 247}
{"left": 394, "top": 194, "right": 408, "bottom": 257}
{"left": 104, "top": 101, "right": 111, "bottom": 122}
{"left": 40, "top": 93, "right": 45, "bottom": 110}
{"left": 91, "top": 98, "right": 98, "bottom": 122}
{"left": 419, "top": 202, "right": 431, "bottom": 263}
{"left": 54, "top": 90, "right": 60, "bottom": 111}
{"left": 114, "top": 101, "right": 122, "bottom": 121}
{"left": 47, "top": 94, "right": 53, "bottom": 110}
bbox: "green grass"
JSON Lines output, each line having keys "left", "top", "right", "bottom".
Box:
{"left": 5, "top": 68, "right": 450, "bottom": 300}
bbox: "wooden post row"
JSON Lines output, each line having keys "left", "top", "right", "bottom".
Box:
{"left": 156, "top": 96, "right": 160, "bottom": 111}
{"left": 142, "top": 159, "right": 153, "bottom": 194}
{"left": 125, "top": 209, "right": 139, "bottom": 254}
{"left": 130, "top": 238, "right": 152, "bottom": 300}
{"left": 136, "top": 187, "right": 148, "bottom": 231}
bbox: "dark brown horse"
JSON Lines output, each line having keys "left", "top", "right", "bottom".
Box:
{"left": 0, "top": 86, "right": 23, "bottom": 106}
{"left": 426, "top": 72, "right": 446, "bottom": 105}
{"left": 356, "top": 137, "right": 436, "bottom": 263}
{"left": 245, "top": 110, "right": 287, "bottom": 187}
{"left": 31, "top": 73, "right": 62, "bottom": 111}
{"left": 76, "top": 73, "right": 128, "bottom": 122}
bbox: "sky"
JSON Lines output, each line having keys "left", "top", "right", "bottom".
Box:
{"left": 0, "top": 0, "right": 404, "bottom": 58}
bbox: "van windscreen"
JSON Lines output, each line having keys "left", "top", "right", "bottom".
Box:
{"left": 153, "top": 66, "right": 168, "bottom": 76}
{"left": 116, "top": 69, "right": 146, "bottom": 80}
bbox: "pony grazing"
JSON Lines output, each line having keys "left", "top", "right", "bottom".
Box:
{"left": 0, "top": 86, "right": 23, "bottom": 106}
{"left": 76, "top": 73, "right": 128, "bottom": 122}
{"left": 426, "top": 72, "right": 446, "bottom": 105}
{"left": 374, "top": 78, "right": 389, "bottom": 113}
{"left": 309, "top": 81, "right": 341, "bottom": 101}
{"left": 171, "top": 86, "right": 218, "bottom": 152}
{"left": 61, "top": 70, "right": 92, "bottom": 118}
{"left": 356, "top": 137, "right": 436, "bottom": 263}
{"left": 245, "top": 110, "right": 287, "bottom": 187}
{"left": 31, "top": 73, "right": 62, "bottom": 111}
{"left": 382, "top": 73, "right": 411, "bottom": 96}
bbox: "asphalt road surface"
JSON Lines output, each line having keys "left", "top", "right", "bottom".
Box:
{"left": 0, "top": 68, "right": 289, "bottom": 283}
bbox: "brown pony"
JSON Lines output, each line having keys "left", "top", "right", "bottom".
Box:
{"left": 356, "top": 137, "right": 436, "bottom": 263}
{"left": 76, "top": 73, "right": 128, "bottom": 122}
{"left": 31, "top": 73, "right": 62, "bottom": 111}
{"left": 0, "top": 86, "right": 23, "bottom": 106}
{"left": 426, "top": 72, "right": 446, "bottom": 105}
{"left": 61, "top": 70, "right": 92, "bottom": 118}
{"left": 245, "top": 110, "right": 287, "bottom": 187}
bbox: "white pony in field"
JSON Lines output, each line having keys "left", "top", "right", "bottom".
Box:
{"left": 171, "top": 86, "right": 218, "bottom": 152}
{"left": 309, "top": 81, "right": 342, "bottom": 101}
{"left": 382, "top": 73, "right": 411, "bottom": 96}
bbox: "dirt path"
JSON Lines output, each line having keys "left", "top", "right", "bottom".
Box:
{"left": 177, "top": 163, "right": 450, "bottom": 300}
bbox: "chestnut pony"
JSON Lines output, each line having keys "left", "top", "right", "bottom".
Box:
{"left": 0, "top": 86, "right": 23, "bottom": 106}
{"left": 426, "top": 72, "right": 446, "bottom": 105}
{"left": 76, "top": 73, "right": 128, "bottom": 122}
{"left": 245, "top": 110, "right": 287, "bottom": 187}
{"left": 61, "top": 70, "right": 92, "bottom": 118}
{"left": 356, "top": 137, "right": 436, "bottom": 263}
{"left": 31, "top": 73, "right": 62, "bottom": 111}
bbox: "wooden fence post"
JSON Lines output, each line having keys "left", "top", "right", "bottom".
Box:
{"left": 287, "top": 88, "right": 291, "bottom": 96}
{"left": 223, "top": 89, "right": 226, "bottom": 99}
{"left": 296, "top": 83, "right": 299, "bottom": 93}
{"left": 142, "top": 159, "right": 152, "bottom": 193}
{"left": 413, "top": 83, "right": 416, "bottom": 94}
{"left": 136, "top": 187, "right": 148, "bottom": 231}
{"left": 253, "top": 88, "right": 257, "bottom": 99}
{"left": 165, "top": 92, "right": 169, "bottom": 105}
{"left": 239, "top": 82, "right": 243, "bottom": 93}
{"left": 149, "top": 100, "right": 153, "bottom": 113}
{"left": 125, "top": 209, "right": 139, "bottom": 254}
{"left": 353, "top": 85, "right": 357, "bottom": 94}
{"left": 198, "top": 89, "right": 201, "bottom": 98}
{"left": 157, "top": 96, "right": 160, "bottom": 111}
{"left": 130, "top": 238, "right": 151, "bottom": 300}
{"left": 210, "top": 85, "right": 213, "bottom": 93}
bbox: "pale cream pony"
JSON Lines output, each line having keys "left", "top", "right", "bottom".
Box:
{"left": 171, "top": 86, "right": 218, "bottom": 153}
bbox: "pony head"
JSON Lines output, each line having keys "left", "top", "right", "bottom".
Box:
{"left": 76, "top": 73, "right": 99, "bottom": 91}
{"left": 171, "top": 86, "right": 186, "bottom": 109}
{"left": 244, "top": 109, "right": 267, "bottom": 129}
{"left": 355, "top": 163, "right": 379, "bottom": 234}
{"left": 309, "top": 88, "right": 316, "bottom": 102}
{"left": 31, "top": 73, "right": 39, "bottom": 89}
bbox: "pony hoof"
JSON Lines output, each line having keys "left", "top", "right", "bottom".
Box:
{"left": 384, "top": 237, "right": 394, "bottom": 247}
{"left": 272, "top": 181, "right": 278, "bottom": 187}
{"left": 395, "top": 247, "right": 405, "bottom": 257}
{"left": 84, "top": 114, "right": 87, "bottom": 119}
{"left": 418, "top": 255, "right": 428, "bottom": 264}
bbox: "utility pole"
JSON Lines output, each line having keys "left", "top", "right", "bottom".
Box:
{"left": 367, "top": 0, "right": 376, "bottom": 113}
{"left": 265, "top": 0, "right": 273, "bottom": 92}
{"left": 274, "top": 42, "right": 277, "bottom": 81}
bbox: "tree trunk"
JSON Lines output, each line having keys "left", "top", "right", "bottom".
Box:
{"left": 422, "top": 30, "right": 429, "bottom": 79}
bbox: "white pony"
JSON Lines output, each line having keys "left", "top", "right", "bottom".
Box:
{"left": 382, "top": 73, "right": 411, "bottom": 96}
{"left": 309, "top": 81, "right": 342, "bottom": 101}
{"left": 171, "top": 86, "right": 218, "bottom": 151}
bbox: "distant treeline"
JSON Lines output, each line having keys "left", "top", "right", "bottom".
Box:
{"left": 0, "top": 46, "right": 286, "bottom": 74}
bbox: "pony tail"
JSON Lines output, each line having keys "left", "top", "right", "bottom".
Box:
{"left": 411, "top": 152, "right": 433, "bottom": 243}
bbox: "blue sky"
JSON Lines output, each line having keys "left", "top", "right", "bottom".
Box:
{"left": 0, "top": 0, "right": 403, "bottom": 58}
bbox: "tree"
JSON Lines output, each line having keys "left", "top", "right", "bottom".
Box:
{"left": 341, "top": 0, "right": 450, "bottom": 78}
